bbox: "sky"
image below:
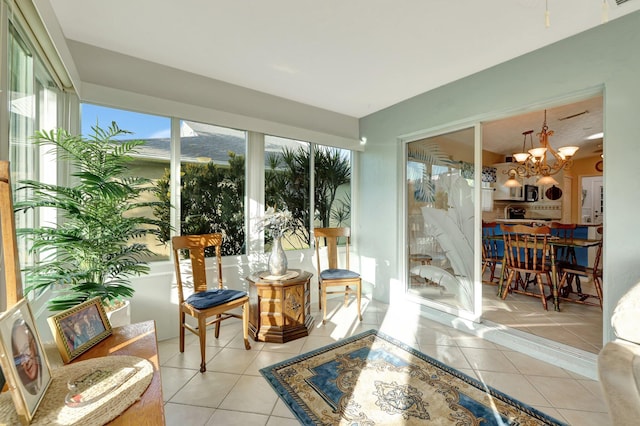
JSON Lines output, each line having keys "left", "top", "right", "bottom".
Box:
{"left": 81, "top": 104, "right": 171, "bottom": 139}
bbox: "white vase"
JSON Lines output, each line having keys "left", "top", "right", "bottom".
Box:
{"left": 106, "top": 299, "right": 131, "bottom": 328}
{"left": 268, "top": 236, "right": 288, "bottom": 276}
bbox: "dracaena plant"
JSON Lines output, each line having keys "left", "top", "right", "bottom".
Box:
{"left": 15, "top": 122, "right": 166, "bottom": 312}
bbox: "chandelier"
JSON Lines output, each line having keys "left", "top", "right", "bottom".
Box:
{"left": 504, "top": 110, "right": 579, "bottom": 187}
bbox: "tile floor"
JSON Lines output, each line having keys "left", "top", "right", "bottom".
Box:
{"left": 482, "top": 273, "right": 603, "bottom": 354}
{"left": 159, "top": 296, "right": 610, "bottom": 426}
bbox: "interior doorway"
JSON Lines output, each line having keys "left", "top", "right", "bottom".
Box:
{"left": 581, "top": 176, "right": 604, "bottom": 225}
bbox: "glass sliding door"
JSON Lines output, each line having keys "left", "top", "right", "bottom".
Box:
{"left": 406, "top": 127, "right": 479, "bottom": 315}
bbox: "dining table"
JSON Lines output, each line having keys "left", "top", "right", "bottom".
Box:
{"left": 492, "top": 234, "right": 602, "bottom": 311}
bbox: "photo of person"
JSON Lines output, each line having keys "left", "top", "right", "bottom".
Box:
{"left": 48, "top": 297, "right": 112, "bottom": 362}
{"left": 59, "top": 304, "right": 107, "bottom": 351}
{"left": 11, "top": 318, "right": 42, "bottom": 395}
{"left": 0, "top": 298, "right": 51, "bottom": 422}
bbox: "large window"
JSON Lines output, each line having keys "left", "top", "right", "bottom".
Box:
{"left": 264, "top": 135, "right": 311, "bottom": 249}
{"left": 9, "top": 22, "right": 62, "bottom": 275}
{"left": 80, "top": 104, "right": 171, "bottom": 259}
{"left": 264, "top": 136, "right": 352, "bottom": 251}
{"left": 175, "top": 121, "right": 246, "bottom": 255}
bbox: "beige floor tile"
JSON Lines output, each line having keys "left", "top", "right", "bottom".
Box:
{"left": 160, "top": 366, "right": 198, "bottom": 401}
{"left": 164, "top": 402, "right": 214, "bottom": 426}
{"left": 418, "top": 344, "right": 473, "bottom": 370}
{"left": 243, "top": 350, "right": 299, "bottom": 376}
{"left": 271, "top": 399, "right": 296, "bottom": 419}
{"left": 501, "top": 350, "right": 573, "bottom": 378}
{"left": 162, "top": 344, "right": 222, "bottom": 370}
{"left": 219, "top": 375, "right": 279, "bottom": 414}
{"left": 299, "top": 335, "right": 339, "bottom": 353}
{"left": 207, "top": 347, "right": 259, "bottom": 374}
{"left": 205, "top": 409, "right": 269, "bottom": 426}
{"left": 557, "top": 409, "right": 612, "bottom": 426}
{"left": 526, "top": 375, "right": 608, "bottom": 412}
{"left": 170, "top": 371, "right": 241, "bottom": 407}
{"left": 458, "top": 347, "right": 519, "bottom": 373}
{"left": 266, "top": 417, "right": 301, "bottom": 426}
{"left": 475, "top": 371, "right": 550, "bottom": 407}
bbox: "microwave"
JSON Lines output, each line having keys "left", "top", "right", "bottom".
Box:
{"left": 524, "top": 184, "right": 539, "bottom": 202}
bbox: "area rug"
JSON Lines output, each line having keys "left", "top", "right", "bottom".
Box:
{"left": 260, "top": 329, "right": 566, "bottom": 425}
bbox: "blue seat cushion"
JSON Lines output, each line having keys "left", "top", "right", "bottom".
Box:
{"left": 320, "top": 268, "right": 360, "bottom": 280}
{"left": 186, "top": 289, "right": 247, "bottom": 309}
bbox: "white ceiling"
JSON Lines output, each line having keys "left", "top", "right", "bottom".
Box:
{"left": 45, "top": 0, "right": 640, "bottom": 119}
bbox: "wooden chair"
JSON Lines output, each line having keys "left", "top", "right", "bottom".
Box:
{"left": 171, "top": 233, "right": 250, "bottom": 372}
{"left": 481, "top": 221, "right": 502, "bottom": 284}
{"left": 549, "top": 222, "right": 580, "bottom": 294}
{"left": 558, "top": 226, "right": 603, "bottom": 309}
{"left": 500, "top": 224, "right": 553, "bottom": 310}
{"left": 314, "top": 227, "right": 362, "bottom": 325}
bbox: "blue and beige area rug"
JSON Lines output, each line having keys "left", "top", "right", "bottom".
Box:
{"left": 260, "top": 329, "right": 566, "bottom": 425}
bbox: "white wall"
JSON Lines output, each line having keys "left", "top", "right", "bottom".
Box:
{"left": 358, "top": 11, "right": 640, "bottom": 345}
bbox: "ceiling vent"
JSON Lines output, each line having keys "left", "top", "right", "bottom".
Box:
{"left": 614, "top": 0, "right": 633, "bottom": 5}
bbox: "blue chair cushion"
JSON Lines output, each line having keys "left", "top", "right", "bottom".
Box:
{"left": 320, "top": 268, "right": 360, "bottom": 280}
{"left": 186, "top": 289, "right": 247, "bottom": 309}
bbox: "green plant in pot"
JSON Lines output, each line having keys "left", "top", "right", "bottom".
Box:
{"left": 15, "top": 122, "right": 165, "bottom": 314}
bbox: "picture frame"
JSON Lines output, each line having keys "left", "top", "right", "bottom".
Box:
{"left": 0, "top": 298, "right": 52, "bottom": 425}
{"left": 47, "top": 297, "right": 112, "bottom": 363}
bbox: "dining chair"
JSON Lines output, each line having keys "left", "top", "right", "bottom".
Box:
{"left": 549, "top": 222, "right": 578, "bottom": 264}
{"left": 557, "top": 226, "right": 603, "bottom": 309}
{"left": 171, "top": 233, "right": 250, "bottom": 372}
{"left": 314, "top": 227, "right": 362, "bottom": 325}
{"left": 500, "top": 224, "right": 553, "bottom": 310}
{"left": 482, "top": 221, "right": 502, "bottom": 284}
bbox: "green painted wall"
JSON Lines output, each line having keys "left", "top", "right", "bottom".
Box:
{"left": 358, "top": 11, "right": 640, "bottom": 343}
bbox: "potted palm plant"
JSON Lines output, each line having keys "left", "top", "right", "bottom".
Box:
{"left": 15, "top": 122, "right": 165, "bottom": 324}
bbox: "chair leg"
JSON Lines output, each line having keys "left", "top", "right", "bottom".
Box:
{"left": 344, "top": 285, "right": 350, "bottom": 307}
{"left": 322, "top": 283, "right": 328, "bottom": 325}
{"left": 501, "top": 270, "right": 515, "bottom": 299}
{"left": 318, "top": 279, "right": 322, "bottom": 311}
{"left": 536, "top": 273, "right": 548, "bottom": 311}
{"left": 214, "top": 314, "right": 221, "bottom": 339}
{"left": 179, "top": 311, "right": 186, "bottom": 353}
{"left": 242, "top": 300, "right": 251, "bottom": 349}
{"left": 357, "top": 281, "right": 362, "bottom": 322}
{"left": 198, "top": 315, "right": 207, "bottom": 373}
{"left": 593, "top": 275, "right": 604, "bottom": 311}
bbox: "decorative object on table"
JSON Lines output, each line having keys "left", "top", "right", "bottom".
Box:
{"left": 171, "top": 233, "right": 251, "bottom": 372}
{"left": 256, "top": 206, "right": 293, "bottom": 276}
{"left": 64, "top": 365, "right": 138, "bottom": 407}
{"left": 47, "top": 297, "right": 112, "bottom": 363}
{"left": 0, "top": 355, "right": 153, "bottom": 426}
{"left": 0, "top": 298, "right": 52, "bottom": 425}
{"left": 261, "top": 329, "right": 567, "bottom": 426}
{"left": 14, "top": 123, "right": 166, "bottom": 313}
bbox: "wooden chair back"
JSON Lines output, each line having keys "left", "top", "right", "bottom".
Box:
{"left": 1, "top": 161, "right": 23, "bottom": 309}
{"left": 501, "top": 224, "right": 551, "bottom": 273}
{"left": 171, "top": 233, "right": 224, "bottom": 303}
{"left": 550, "top": 222, "right": 577, "bottom": 263}
{"left": 314, "top": 227, "right": 351, "bottom": 272}
{"left": 481, "top": 221, "right": 501, "bottom": 283}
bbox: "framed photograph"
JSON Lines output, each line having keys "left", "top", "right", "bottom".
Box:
{"left": 47, "top": 297, "right": 112, "bottom": 363}
{"left": 0, "top": 298, "right": 52, "bottom": 425}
